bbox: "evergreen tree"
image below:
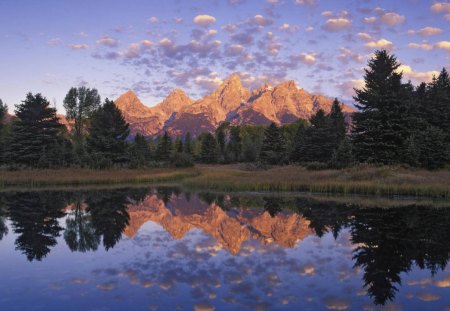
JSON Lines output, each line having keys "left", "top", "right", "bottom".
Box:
{"left": 174, "top": 136, "right": 183, "bottom": 154}
{"left": 63, "top": 87, "right": 101, "bottom": 140}
{"left": 156, "top": 131, "right": 172, "bottom": 161}
{"left": 329, "top": 137, "right": 356, "bottom": 169}
{"left": 259, "top": 122, "right": 286, "bottom": 164}
{"left": 129, "top": 133, "right": 152, "bottom": 167}
{"left": 6, "top": 93, "right": 65, "bottom": 167}
{"left": 0, "top": 99, "right": 7, "bottom": 163}
{"left": 184, "top": 132, "right": 192, "bottom": 155}
{"left": 296, "top": 110, "right": 335, "bottom": 163}
{"left": 426, "top": 68, "right": 450, "bottom": 136}
{"left": 228, "top": 125, "right": 242, "bottom": 162}
{"left": 87, "top": 98, "right": 130, "bottom": 167}
{"left": 215, "top": 123, "right": 227, "bottom": 162}
{"left": 329, "top": 98, "right": 346, "bottom": 145}
{"left": 351, "top": 50, "right": 407, "bottom": 164}
{"left": 200, "top": 132, "right": 218, "bottom": 163}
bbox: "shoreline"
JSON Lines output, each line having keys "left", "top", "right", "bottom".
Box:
{"left": 0, "top": 165, "right": 449, "bottom": 198}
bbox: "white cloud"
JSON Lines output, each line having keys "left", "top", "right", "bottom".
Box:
{"left": 408, "top": 42, "right": 433, "bottom": 51}
{"left": 48, "top": 38, "right": 62, "bottom": 46}
{"left": 296, "top": 52, "right": 316, "bottom": 64}
{"left": 357, "top": 32, "right": 372, "bottom": 41}
{"left": 435, "top": 40, "right": 450, "bottom": 51}
{"left": 380, "top": 12, "right": 405, "bottom": 26}
{"left": 267, "top": 0, "right": 279, "bottom": 4}
{"left": 295, "top": 0, "right": 316, "bottom": 6}
{"left": 141, "top": 40, "right": 153, "bottom": 47}
{"left": 431, "top": 2, "right": 450, "bottom": 13}
{"left": 323, "top": 18, "right": 352, "bottom": 31}
{"left": 207, "top": 29, "right": 218, "bottom": 36}
{"left": 363, "top": 17, "right": 377, "bottom": 24}
{"left": 193, "top": 15, "right": 216, "bottom": 27}
{"left": 305, "top": 26, "right": 314, "bottom": 32}
{"left": 148, "top": 16, "right": 158, "bottom": 23}
{"left": 96, "top": 36, "right": 118, "bottom": 47}
{"left": 253, "top": 15, "right": 272, "bottom": 26}
{"left": 70, "top": 44, "right": 89, "bottom": 50}
{"left": 445, "top": 13, "right": 450, "bottom": 20}
{"left": 365, "top": 38, "right": 393, "bottom": 50}
{"left": 408, "top": 27, "right": 442, "bottom": 36}
{"left": 397, "top": 64, "right": 439, "bottom": 83}
{"left": 279, "top": 23, "right": 299, "bottom": 33}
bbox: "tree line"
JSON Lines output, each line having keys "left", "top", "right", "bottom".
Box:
{"left": 0, "top": 50, "right": 448, "bottom": 170}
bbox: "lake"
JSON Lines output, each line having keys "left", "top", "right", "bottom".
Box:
{"left": 0, "top": 188, "right": 449, "bottom": 310}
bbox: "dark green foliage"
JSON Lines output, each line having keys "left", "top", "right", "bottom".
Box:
{"left": 175, "top": 136, "right": 183, "bottom": 153}
{"left": 259, "top": 122, "right": 286, "bottom": 164}
{"left": 329, "top": 98, "right": 346, "bottom": 144}
{"left": 329, "top": 137, "right": 356, "bottom": 169}
{"left": 351, "top": 50, "right": 408, "bottom": 164}
{"left": 184, "top": 132, "right": 192, "bottom": 154}
{"left": 87, "top": 98, "right": 130, "bottom": 168}
{"left": 156, "top": 131, "right": 172, "bottom": 162}
{"left": 200, "top": 132, "right": 218, "bottom": 163}
{"left": 6, "top": 93, "right": 67, "bottom": 167}
{"left": 171, "top": 152, "right": 194, "bottom": 167}
{"left": 129, "top": 133, "right": 152, "bottom": 167}
{"left": 241, "top": 125, "right": 264, "bottom": 162}
{"left": 63, "top": 87, "right": 101, "bottom": 139}
{"left": 0, "top": 99, "right": 7, "bottom": 163}
{"left": 296, "top": 110, "right": 336, "bottom": 163}
{"left": 227, "top": 125, "right": 242, "bottom": 162}
{"left": 405, "top": 126, "right": 448, "bottom": 169}
{"left": 215, "top": 123, "right": 227, "bottom": 162}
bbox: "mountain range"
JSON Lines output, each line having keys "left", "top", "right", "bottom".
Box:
{"left": 115, "top": 73, "right": 354, "bottom": 137}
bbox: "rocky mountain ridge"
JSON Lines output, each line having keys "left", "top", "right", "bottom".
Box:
{"left": 116, "top": 74, "right": 354, "bottom": 137}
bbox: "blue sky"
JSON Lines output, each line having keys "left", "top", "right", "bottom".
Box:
{"left": 1, "top": 0, "right": 449, "bottom": 113}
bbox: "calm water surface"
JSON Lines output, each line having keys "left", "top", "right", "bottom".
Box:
{"left": 0, "top": 188, "right": 449, "bottom": 310}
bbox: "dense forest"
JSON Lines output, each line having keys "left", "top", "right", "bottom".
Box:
{"left": 0, "top": 50, "right": 449, "bottom": 170}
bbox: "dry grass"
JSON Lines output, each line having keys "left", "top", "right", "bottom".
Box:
{"left": 0, "top": 167, "right": 200, "bottom": 188}
{"left": 183, "top": 165, "right": 450, "bottom": 198}
{"left": 1, "top": 164, "right": 449, "bottom": 198}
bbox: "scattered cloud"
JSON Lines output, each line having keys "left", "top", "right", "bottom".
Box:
{"left": 279, "top": 23, "right": 299, "bottom": 33}
{"left": 357, "top": 32, "right": 372, "bottom": 41}
{"left": 397, "top": 64, "right": 439, "bottom": 83}
{"left": 193, "top": 15, "right": 216, "bottom": 27}
{"left": 293, "top": 52, "right": 316, "bottom": 64}
{"left": 363, "top": 16, "right": 377, "bottom": 24}
{"left": 408, "top": 42, "right": 433, "bottom": 51}
{"left": 48, "top": 38, "right": 62, "bottom": 46}
{"left": 379, "top": 12, "right": 405, "bottom": 26}
{"left": 148, "top": 16, "right": 158, "bottom": 23}
{"left": 305, "top": 26, "right": 314, "bottom": 32}
{"left": 407, "top": 27, "right": 442, "bottom": 36}
{"left": 323, "top": 18, "right": 352, "bottom": 32}
{"left": 96, "top": 35, "right": 118, "bottom": 47}
{"left": 70, "top": 44, "right": 89, "bottom": 50}
{"left": 430, "top": 2, "right": 450, "bottom": 13}
{"left": 336, "top": 79, "right": 365, "bottom": 97}
{"left": 294, "top": 0, "right": 316, "bottom": 6}
{"left": 253, "top": 15, "right": 273, "bottom": 27}
{"left": 435, "top": 40, "right": 450, "bottom": 51}
{"left": 365, "top": 38, "right": 393, "bottom": 50}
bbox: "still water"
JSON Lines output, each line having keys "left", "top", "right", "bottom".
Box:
{"left": 0, "top": 188, "right": 449, "bottom": 310}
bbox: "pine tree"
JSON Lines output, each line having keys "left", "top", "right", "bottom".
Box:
{"left": 426, "top": 68, "right": 450, "bottom": 136}
{"left": 174, "top": 136, "right": 183, "bottom": 154}
{"left": 87, "top": 98, "right": 130, "bottom": 167}
{"left": 200, "top": 133, "right": 218, "bottom": 163}
{"left": 215, "top": 123, "right": 227, "bottom": 162}
{"left": 329, "top": 98, "right": 346, "bottom": 145}
{"left": 184, "top": 132, "right": 192, "bottom": 155}
{"left": 130, "top": 133, "right": 152, "bottom": 167}
{"left": 156, "top": 131, "right": 172, "bottom": 161}
{"left": 228, "top": 126, "right": 242, "bottom": 162}
{"left": 351, "top": 50, "right": 407, "bottom": 164}
{"left": 296, "top": 110, "right": 335, "bottom": 163}
{"left": 6, "top": 93, "right": 65, "bottom": 167}
{"left": 259, "top": 122, "right": 286, "bottom": 164}
{"left": 0, "top": 99, "right": 7, "bottom": 163}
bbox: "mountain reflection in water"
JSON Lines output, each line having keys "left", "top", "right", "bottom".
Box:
{"left": 0, "top": 188, "right": 449, "bottom": 310}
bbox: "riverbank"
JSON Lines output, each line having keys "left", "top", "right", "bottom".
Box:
{"left": 0, "top": 165, "right": 449, "bottom": 198}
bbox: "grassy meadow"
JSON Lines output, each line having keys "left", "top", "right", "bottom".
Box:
{"left": 0, "top": 164, "right": 449, "bottom": 198}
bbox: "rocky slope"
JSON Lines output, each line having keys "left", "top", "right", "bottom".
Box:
{"left": 115, "top": 73, "right": 354, "bottom": 137}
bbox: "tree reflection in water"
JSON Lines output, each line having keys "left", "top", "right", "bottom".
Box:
{"left": 0, "top": 189, "right": 449, "bottom": 306}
